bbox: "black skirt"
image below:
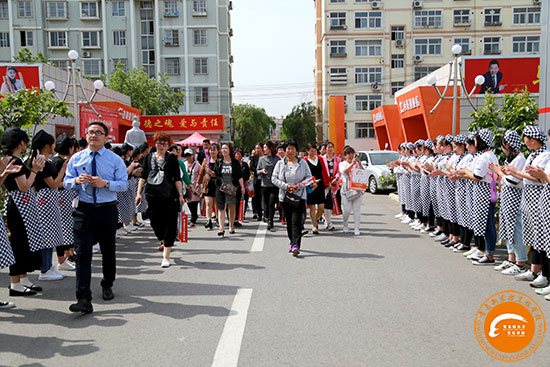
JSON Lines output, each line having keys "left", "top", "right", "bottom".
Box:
{"left": 6, "top": 199, "right": 42, "bottom": 276}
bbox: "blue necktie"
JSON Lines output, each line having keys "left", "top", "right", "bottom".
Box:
{"left": 91, "top": 151, "right": 98, "bottom": 204}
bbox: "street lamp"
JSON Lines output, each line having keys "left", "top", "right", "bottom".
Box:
{"left": 428, "top": 44, "right": 485, "bottom": 135}
{"left": 45, "top": 49, "right": 104, "bottom": 138}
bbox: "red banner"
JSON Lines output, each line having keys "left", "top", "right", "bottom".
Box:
{"left": 79, "top": 104, "right": 120, "bottom": 142}
{"left": 463, "top": 56, "right": 540, "bottom": 95}
{"left": 179, "top": 213, "right": 188, "bottom": 243}
{"left": 140, "top": 115, "right": 225, "bottom": 132}
{"left": 0, "top": 63, "right": 41, "bottom": 94}
{"left": 93, "top": 101, "right": 141, "bottom": 126}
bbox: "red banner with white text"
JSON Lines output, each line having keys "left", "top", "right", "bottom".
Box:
{"left": 79, "top": 104, "right": 120, "bottom": 142}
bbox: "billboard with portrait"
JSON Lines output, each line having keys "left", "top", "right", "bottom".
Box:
{"left": 463, "top": 56, "right": 540, "bottom": 95}
{"left": 0, "top": 63, "right": 42, "bottom": 94}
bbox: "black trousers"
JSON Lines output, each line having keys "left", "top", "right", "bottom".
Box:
{"left": 73, "top": 203, "right": 117, "bottom": 302}
{"left": 262, "top": 186, "right": 279, "bottom": 225}
{"left": 532, "top": 250, "right": 550, "bottom": 277}
{"left": 147, "top": 196, "right": 179, "bottom": 247}
{"left": 253, "top": 180, "right": 263, "bottom": 219}
{"left": 187, "top": 201, "right": 199, "bottom": 224}
{"left": 284, "top": 199, "right": 306, "bottom": 248}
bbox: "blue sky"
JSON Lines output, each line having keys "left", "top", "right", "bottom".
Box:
{"left": 231, "top": 0, "right": 315, "bottom": 118}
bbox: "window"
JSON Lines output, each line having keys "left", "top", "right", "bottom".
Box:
{"left": 165, "top": 30, "right": 179, "bottom": 46}
{"left": 414, "top": 38, "right": 441, "bottom": 56}
{"left": 453, "top": 37, "right": 470, "bottom": 54}
{"left": 391, "top": 26, "right": 404, "bottom": 41}
{"left": 355, "top": 95, "right": 382, "bottom": 112}
{"left": 329, "top": 12, "right": 346, "bottom": 29}
{"left": 193, "top": 0, "right": 207, "bottom": 14}
{"left": 18, "top": 1, "right": 32, "bottom": 17}
{"left": 195, "top": 87, "right": 209, "bottom": 103}
{"left": 391, "top": 82, "right": 405, "bottom": 96}
{"left": 194, "top": 58, "right": 208, "bottom": 74}
{"left": 0, "top": 1, "right": 8, "bottom": 19}
{"left": 484, "top": 8, "right": 501, "bottom": 25}
{"left": 51, "top": 59, "right": 68, "bottom": 71}
{"left": 355, "top": 67, "right": 382, "bottom": 84}
{"left": 355, "top": 40, "right": 381, "bottom": 57}
{"left": 81, "top": 2, "right": 98, "bottom": 18}
{"left": 164, "top": 1, "right": 178, "bottom": 16}
{"left": 112, "top": 1, "right": 125, "bottom": 16}
{"left": 113, "top": 30, "right": 126, "bottom": 46}
{"left": 82, "top": 31, "right": 100, "bottom": 47}
{"left": 330, "top": 0, "right": 345, "bottom": 3}
{"left": 330, "top": 40, "right": 347, "bottom": 56}
{"left": 512, "top": 36, "right": 540, "bottom": 54}
{"left": 171, "top": 87, "right": 182, "bottom": 94}
{"left": 453, "top": 9, "right": 470, "bottom": 26}
{"left": 329, "top": 68, "right": 347, "bottom": 85}
{"left": 113, "top": 58, "right": 128, "bottom": 72}
{"left": 355, "top": 122, "right": 375, "bottom": 139}
{"left": 140, "top": 0, "right": 155, "bottom": 77}
{"left": 513, "top": 7, "right": 540, "bottom": 25}
{"left": 414, "top": 66, "right": 439, "bottom": 81}
{"left": 414, "top": 10, "right": 442, "bottom": 28}
{"left": 391, "top": 54, "right": 404, "bottom": 68}
{"left": 20, "top": 31, "right": 33, "bottom": 47}
{"left": 82, "top": 59, "right": 101, "bottom": 77}
{"left": 165, "top": 58, "right": 180, "bottom": 75}
{"left": 46, "top": 1, "right": 66, "bottom": 18}
{"left": 0, "top": 32, "right": 9, "bottom": 47}
{"left": 355, "top": 11, "right": 382, "bottom": 29}
{"left": 49, "top": 31, "right": 67, "bottom": 47}
{"left": 193, "top": 29, "right": 207, "bottom": 45}
{"left": 483, "top": 37, "right": 500, "bottom": 54}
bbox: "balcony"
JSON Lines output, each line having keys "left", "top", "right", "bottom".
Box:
{"left": 329, "top": 74, "right": 347, "bottom": 85}
{"left": 330, "top": 24, "right": 347, "bottom": 30}
{"left": 330, "top": 52, "right": 347, "bottom": 58}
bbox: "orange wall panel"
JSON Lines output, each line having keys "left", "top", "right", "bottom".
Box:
{"left": 329, "top": 96, "right": 346, "bottom": 155}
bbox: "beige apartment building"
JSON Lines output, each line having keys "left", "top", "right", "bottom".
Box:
{"left": 314, "top": 0, "right": 542, "bottom": 150}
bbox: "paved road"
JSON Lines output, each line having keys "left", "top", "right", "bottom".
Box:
{"left": 1, "top": 193, "right": 549, "bottom": 366}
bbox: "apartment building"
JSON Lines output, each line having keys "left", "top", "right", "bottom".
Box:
{"left": 314, "top": 0, "right": 542, "bottom": 150}
{"left": 0, "top": 0, "right": 233, "bottom": 123}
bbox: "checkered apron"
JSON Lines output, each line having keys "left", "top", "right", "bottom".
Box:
{"left": 521, "top": 184, "right": 544, "bottom": 250}
{"left": 117, "top": 180, "right": 135, "bottom": 223}
{"left": 129, "top": 176, "right": 140, "bottom": 214}
{"left": 411, "top": 172, "right": 422, "bottom": 213}
{"left": 465, "top": 180, "right": 475, "bottom": 230}
{"left": 0, "top": 214, "right": 15, "bottom": 269}
{"left": 436, "top": 155, "right": 450, "bottom": 219}
{"left": 58, "top": 188, "right": 76, "bottom": 246}
{"left": 421, "top": 173, "right": 431, "bottom": 217}
{"left": 397, "top": 172, "right": 404, "bottom": 205}
{"left": 498, "top": 185, "right": 522, "bottom": 244}
{"left": 454, "top": 154, "right": 472, "bottom": 228}
{"left": 403, "top": 173, "right": 411, "bottom": 211}
{"left": 540, "top": 183, "right": 550, "bottom": 253}
{"left": 36, "top": 188, "right": 64, "bottom": 249}
{"left": 7, "top": 190, "right": 44, "bottom": 252}
{"left": 471, "top": 181, "right": 492, "bottom": 236}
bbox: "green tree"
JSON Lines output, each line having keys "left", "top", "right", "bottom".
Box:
{"left": 102, "top": 65, "right": 185, "bottom": 115}
{"left": 281, "top": 102, "right": 319, "bottom": 150}
{"left": 0, "top": 88, "right": 72, "bottom": 136}
{"left": 232, "top": 104, "right": 274, "bottom": 152}
{"left": 12, "top": 48, "right": 49, "bottom": 64}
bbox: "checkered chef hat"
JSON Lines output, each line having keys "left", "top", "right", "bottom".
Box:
{"left": 453, "top": 134, "right": 467, "bottom": 145}
{"left": 503, "top": 130, "right": 522, "bottom": 151}
{"left": 406, "top": 142, "right": 415, "bottom": 151}
{"left": 436, "top": 135, "right": 445, "bottom": 142}
{"left": 415, "top": 139, "right": 425, "bottom": 147}
{"left": 523, "top": 125, "right": 546, "bottom": 143}
{"left": 424, "top": 139, "right": 434, "bottom": 150}
{"left": 477, "top": 128, "right": 495, "bottom": 148}
{"left": 445, "top": 134, "right": 454, "bottom": 144}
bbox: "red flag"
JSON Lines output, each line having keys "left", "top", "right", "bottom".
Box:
{"left": 179, "top": 212, "right": 188, "bottom": 243}
{"left": 332, "top": 193, "right": 341, "bottom": 216}
{"left": 238, "top": 200, "right": 245, "bottom": 222}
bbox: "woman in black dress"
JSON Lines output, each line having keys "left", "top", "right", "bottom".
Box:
{"left": 199, "top": 143, "right": 220, "bottom": 230}
{"left": 305, "top": 143, "right": 330, "bottom": 234}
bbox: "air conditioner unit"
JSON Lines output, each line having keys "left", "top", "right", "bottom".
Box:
{"left": 229, "top": 55, "right": 234, "bottom": 63}
{"left": 371, "top": 1, "right": 382, "bottom": 9}
{"left": 82, "top": 51, "right": 92, "bottom": 58}
{"left": 412, "top": 0, "right": 423, "bottom": 8}
{"left": 413, "top": 55, "right": 424, "bottom": 63}
{"left": 371, "top": 83, "right": 381, "bottom": 91}
{"left": 395, "top": 39, "right": 405, "bottom": 48}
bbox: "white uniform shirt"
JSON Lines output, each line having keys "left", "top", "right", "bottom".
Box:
{"left": 502, "top": 153, "right": 526, "bottom": 188}
{"left": 473, "top": 150, "right": 499, "bottom": 184}
{"left": 524, "top": 151, "right": 550, "bottom": 186}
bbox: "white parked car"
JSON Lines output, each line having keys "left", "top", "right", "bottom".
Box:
{"left": 357, "top": 150, "right": 399, "bottom": 194}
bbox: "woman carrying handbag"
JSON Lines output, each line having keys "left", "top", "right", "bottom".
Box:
{"left": 339, "top": 145, "right": 365, "bottom": 236}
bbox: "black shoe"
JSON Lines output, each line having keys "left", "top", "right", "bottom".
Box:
{"left": 218, "top": 230, "right": 225, "bottom": 237}
{"left": 256, "top": 217, "right": 263, "bottom": 222}
{"left": 444, "top": 241, "right": 456, "bottom": 248}
{"left": 24, "top": 284, "right": 43, "bottom": 292}
{"left": 440, "top": 239, "right": 450, "bottom": 245}
{"left": 9, "top": 287, "right": 37, "bottom": 297}
{"left": 69, "top": 299, "right": 93, "bottom": 314}
{"left": 301, "top": 230, "right": 309, "bottom": 236}
{"left": 102, "top": 287, "right": 114, "bottom": 301}
{"left": 234, "top": 221, "right": 242, "bottom": 228}
{"left": 252, "top": 214, "right": 258, "bottom": 220}
{"left": 313, "top": 230, "right": 319, "bottom": 235}
{"left": 204, "top": 220, "right": 212, "bottom": 229}
{"left": 68, "top": 255, "right": 77, "bottom": 263}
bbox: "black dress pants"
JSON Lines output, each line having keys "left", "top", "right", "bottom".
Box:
{"left": 262, "top": 186, "right": 279, "bottom": 225}
{"left": 284, "top": 199, "right": 306, "bottom": 248}
{"left": 73, "top": 202, "right": 117, "bottom": 302}
{"left": 147, "top": 196, "right": 179, "bottom": 247}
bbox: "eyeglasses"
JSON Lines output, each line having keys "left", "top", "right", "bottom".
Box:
{"left": 155, "top": 141, "right": 169, "bottom": 147}
{"left": 87, "top": 130, "right": 106, "bottom": 137}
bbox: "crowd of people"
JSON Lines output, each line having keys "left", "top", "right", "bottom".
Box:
{"left": 390, "top": 126, "right": 550, "bottom": 302}
{"left": 0, "top": 124, "right": 367, "bottom": 313}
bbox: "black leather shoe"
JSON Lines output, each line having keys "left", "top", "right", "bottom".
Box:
{"left": 69, "top": 299, "right": 93, "bottom": 313}
{"left": 102, "top": 287, "right": 114, "bottom": 301}
{"left": 9, "top": 287, "right": 37, "bottom": 297}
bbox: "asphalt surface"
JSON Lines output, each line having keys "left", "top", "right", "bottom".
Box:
{"left": 1, "top": 193, "right": 549, "bottom": 367}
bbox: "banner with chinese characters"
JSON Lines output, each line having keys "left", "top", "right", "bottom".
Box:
{"left": 79, "top": 104, "right": 120, "bottom": 142}
{"left": 140, "top": 115, "right": 225, "bottom": 132}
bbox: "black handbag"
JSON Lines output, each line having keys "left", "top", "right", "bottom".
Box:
{"left": 282, "top": 161, "right": 301, "bottom": 207}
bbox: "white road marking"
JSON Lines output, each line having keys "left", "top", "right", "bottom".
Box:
{"left": 250, "top": 222, "right": 267, "bottom": 252}
{"left": 211, "top": 288, "right": 254, "bottom": 367}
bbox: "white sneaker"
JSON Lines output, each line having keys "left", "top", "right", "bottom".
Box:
{"left": 354, "top": 228, "right": 360, "bottom": 236}
{"left": 118, "top": 228, "right": 129, "bottom": 236}
{"left": 535, "top": 285, "right": 550, "bottom": 295}
{"left": 413, "top": 223, "right": 424, "bottom": 231}
{"left": 467, "top": 250, "right": 483, "bottom": 261}
{"left": 434, "top": 234, "right": 447, "bottom": 242}
{"left": 51, "top": 268, "right": 66, "bottom": 278}
{"left": 38, "top": 268, "right": 63, "bottom": 281}
{"left": 463, "top": 247, "right": 477, "bottom": 257}
{"left": 395, "top": 213, "right": 404, "bottom": 218}
{"left": 343, "top": 224, "right": 349, "bottom": 233}
{"left": 142, "top": 219, "right": 151, "bottom": 224}
{"left": 161, "top": 258, "right": 170, "bottom": 268}
{"left": 124, "top": 224, "right": 137, "bottom": 232}
{"left": 57, "top": 260, "right": 75, "bottom": 271}
{"left": 92, "top": 244, "right": 100, "bottom": 254}
{"left": 545, "top": 294, "right": 550, "bottom": 301}
{"left": 515, "top": 270, "right": 536, "bottom": 281}
{"left": 494, "top": 260, "right": 513, "bottom": 271}
{"left": 502, "top": 264, "right": 527, "bottom": 276}
{"left": 530, "top": 274, "right": 549, "bottom": 288}
{"left": 409, "top": 219, "right": 419, "bottom": 227}
{"left": 401, "top": 217, "right": 412, "bottom": 224}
